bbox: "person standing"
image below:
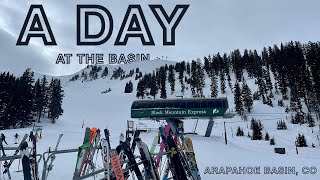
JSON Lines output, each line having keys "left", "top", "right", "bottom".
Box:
{"left": 0, "top": 137, "right": 6, "bottom": 156}
{"left": 29, "top": 131, "right": 34, "bottom": 142}
{"left": 1, "top": 133, "right": 8, "bottom": 145}
{"left": 14, "top": 133, "right": 20, "bottom": 144}
{"left": 119, "top": 133, "right": 124, "bottom": 145}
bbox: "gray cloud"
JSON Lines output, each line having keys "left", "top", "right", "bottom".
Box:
{"left": 1, "top": 0, "right": 320, "bottom": 75}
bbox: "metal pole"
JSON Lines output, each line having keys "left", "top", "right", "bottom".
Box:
{"left": 224, "top": 122, "right": 227, "bottom": 145}
{"left": 0, "top": 150, "right": 2, "bottom": 179}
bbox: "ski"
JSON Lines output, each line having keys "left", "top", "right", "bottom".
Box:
{"left": 73, "top": 127, "right": 91, "bottom": 179}
{"left": 30, "top": 133, "right": 39, "bottom": 180}
{"left": 159, "top": 126, "right": 178, "bottom": 180}
{"left": 109, "top": 149, "right": 125, "bottom": 180}
{"left": 149, "top": 131, "right": 160, "bottom": 154}
{"left": 101, "top": 138, "right": 111, "bottom": 180}
{"left": 166, "top": 135, "right": 187, "bottom": 180}
{"left": 45, "top": 133, "right": 63, "bottom": 178}
{"left": 3, "top": 134, "right": 28, "bottom": 174}
{"left": 135, "top": 138, "right": 160, "bottom": 180}
{"left": 130, "top": 130, "right": 141, "bottom": 153}
{"left": 80, "top": 129, "right": 100, "bottom": 176}
{"left": 179, "top": 136, "right": 201, "bottom": 180}
{"left": 104, "top": 128, "right": 111, "bottom": 148}
{"left": 121, "top": 139, "right": 143, "bottom": 180}
{"left": 156, "top": 125, "right": 170, "bottom": 167}
{"left": 20, "top": 141, "right": 32, "bottom": 180}
{"left": 184, "top": 137, "right": 198, "bottom": 171}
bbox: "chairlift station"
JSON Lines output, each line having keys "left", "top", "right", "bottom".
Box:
{"left": 131, "top": 97, "right": 229, "bottom": 137}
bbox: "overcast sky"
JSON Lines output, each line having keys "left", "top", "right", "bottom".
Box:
{"left": 1, "top": 0, "right": 320, "bottom": 75}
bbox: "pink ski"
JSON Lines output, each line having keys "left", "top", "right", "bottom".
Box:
{"left": 155, "top": 125, "right": 170, "bottom": 166}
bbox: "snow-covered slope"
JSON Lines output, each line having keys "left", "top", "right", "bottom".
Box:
{"left": 1, "top": 59, "right": 320, "bottom": 180}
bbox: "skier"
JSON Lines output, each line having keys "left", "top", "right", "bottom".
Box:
{"left": 38, "top": 132, "right": 42, "bottom": 139}
{"left": 0, "top": 137, "right": 6, "bottom": 156}
{"left": 29, "top": 131, "right": 34, "bottom": 142}
{"left": 14, "top": 133, "right": 20, "bottom": 144}
{"left": 1, "top": 133, "right": 8, "bottom": 145}
{"left": 119, "top": 133, "right": 124, "bottom": 145}
{"left": 177, "top": 122, "right": 184, "bottom": 135}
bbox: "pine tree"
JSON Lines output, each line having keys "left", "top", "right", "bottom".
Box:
{"left": 159, "top": 67, "right": 167, "bottom": 99}
{"left": 278, "top": 100, "right": 284, "bottom": 107}
{"left": 150, "top": 74, "right": 158, "bottom": 99}
{"left": 124, "top": 81, "right": 134, "bottom": 93}
{"left": 168, "top": 65, "right": 175, "bottom": 95}
{"left": 251, "top": 119, "right": 263, "bottom": 140}
{"left": 16, "top": 68, "right": 35, "bottom": 127}
{"left": 296, "top": 133, "right": 308, "bottom": 147}
{"left": 220, "top": 71, "right": 226, "bottom": 94}
{"left": 186, "top": 62, "right": 191, "bottom": 75}
{"left": 210, "top": 76, "right": 218, "bottom": 98}
{"left": 34, "top": 79, "right": 45, "bottom": 122}
{"left": 265, "top": 132, "right": 270, "bottom": 141}
{"left": 41, "top": 75, "right": 49, "bottom": 117}
{"left": 270, "top": 137, "right": 275, "bottom": 145}
{"left": 242, "top": 83, "right": 253, "bottom": 112}
{"left": 136, "top": 80, "right": 145, "bottom": 99}
{"left": 236, "top": 126, "right": 244, "bottom": 136}
{"left": 101, "top": 67, "right": 109, "bottom": 78}
{"left": 234, "top": 82, "right": 244, "bottom": 115}
{"left": 277, "top": 120, "right": 287, "bottom": 130}
{"left": 306, "top": 113, "right": 315, "bottom": 127}
{"left": 48, "top": 79, "right": 64, "bottom": 123}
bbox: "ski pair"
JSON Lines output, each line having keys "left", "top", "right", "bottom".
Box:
{"left": 101, "top": 138, "right": 125, "bottom": 180}
{"left": 135, "top": 138, "right": 160, "bottom": 180}
{"left": 73, "top": 127, "right": 100, "bottom": 179}
{"left": 45, "top": 134, "right": 63, "bottom": 179}
{"left": 161, "top": 126, "right": 201, "bottom": 180}
{"left": 30, "top": 133, "right": 39, "bottom": 180}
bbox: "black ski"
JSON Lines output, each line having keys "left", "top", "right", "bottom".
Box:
{"left": 121, "top": 139, "right": 143, "bottom": 180}
{"left": 166, "top": 135, "right": 188, "bottom": 180}
{"left": 30, "top": 134, "right": 39, "bottom": 180}
{"left": 135, "top": 138, "right": 160, "bottom": 180}
{"left": 20, "top": 141, "right": 31, "bottom": 180}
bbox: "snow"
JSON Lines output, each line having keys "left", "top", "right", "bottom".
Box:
{"left": 1, "top": 60, "right": 319, "bottom": 180}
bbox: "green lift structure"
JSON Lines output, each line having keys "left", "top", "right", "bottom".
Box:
{"left": 130, "top": 97, "right": 229, "bottom": 137}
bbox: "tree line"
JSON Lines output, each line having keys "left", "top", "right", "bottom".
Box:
{"left": 125, "top": 41, "right": 320, "bottom": 119}
{"left": 0, "top": 68, "right": 64, "bottom": 130}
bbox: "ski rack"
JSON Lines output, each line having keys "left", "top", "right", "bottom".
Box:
{"left": 0, "top": 146, "right": 42, "bottom": 179}
{"left": 74, "top": 155, "right": 143, "bottom": 180}
{"left": 0, "top": 153, "right": 42, "bottom": 162}
{"left": 41, "top": 147, "right": 100, "bottom": 180}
